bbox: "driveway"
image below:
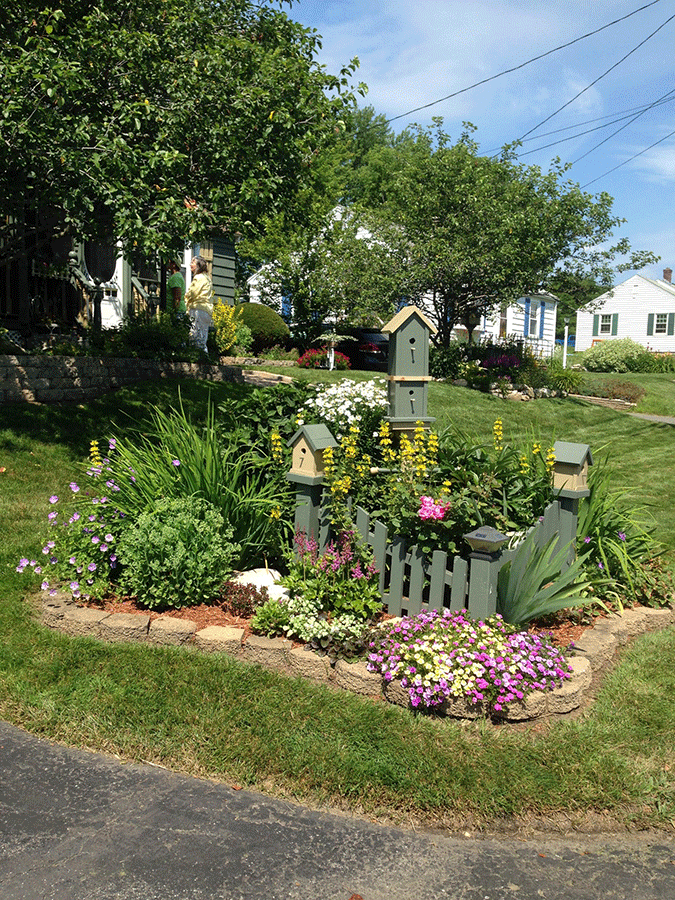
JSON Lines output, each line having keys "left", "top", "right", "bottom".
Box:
{"left": 1, "top": 720, "right": 674, "bottom": 900}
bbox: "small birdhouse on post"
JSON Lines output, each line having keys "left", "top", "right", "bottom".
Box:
{"left": 382, "top": 305, "right": 437, "bottom": 439}
{"left": 552, "top": 441, "right": 593, "bottom": 564}
{"left": 287, "top": 424, "right": 337, "bottom": 485}
{"left": 552, "top": 441, "right": 593, "bottom": 497}
{"left": 287, "top": 424, "right": 338, "bottom": 544}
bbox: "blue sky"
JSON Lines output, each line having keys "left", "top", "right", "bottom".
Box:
{"left": 288, "top": 0, "right": 675, "bottom": 281}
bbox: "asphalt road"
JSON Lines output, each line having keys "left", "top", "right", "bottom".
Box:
{"left": 1, "top": 719, "right": 674, "bottom": 900}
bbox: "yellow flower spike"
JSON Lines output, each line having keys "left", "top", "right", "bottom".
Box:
{"left": 519, "top": 453, "right": 529, "bottom": 473}
{"left": 546, "top": 446, "right": 556, "bottom": 474}
{"left": 493, "top": 418, "right": 503, "bottom": 451}
{"left": 532, "top": 441, "right": 541, "bottom": 456}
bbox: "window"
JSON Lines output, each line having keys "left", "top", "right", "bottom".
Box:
{"left": 647, "top": 312, "right": 674, "bottom": 336}
{"left": 530, "top": 302, "right": 537, "bottom": 335}
{"left": 600, "top": 314, "right": 612, "bottom": 334}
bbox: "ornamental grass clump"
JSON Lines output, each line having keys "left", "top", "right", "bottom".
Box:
{"left": 367, "top": 609, "right": 573, "bottom": 713}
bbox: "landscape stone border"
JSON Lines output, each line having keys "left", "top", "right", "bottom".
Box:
{"left": 39, "top": 592, "right": 675, "bottom": 723}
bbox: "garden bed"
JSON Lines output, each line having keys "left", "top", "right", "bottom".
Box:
{"left": 39, "top": 583, "right": 675, "bottom": 724}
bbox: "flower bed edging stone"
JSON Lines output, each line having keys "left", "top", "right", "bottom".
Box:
{"left": 38, "top": 591, "right": 675, "bottom": 722}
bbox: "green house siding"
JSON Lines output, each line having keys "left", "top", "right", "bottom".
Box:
{"left": 210, "top": 238, "right": 236, "bottom": 305}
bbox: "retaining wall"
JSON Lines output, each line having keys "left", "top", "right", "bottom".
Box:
{"left": 0, "top": 355, "right": 245, "bottom": 404}
{"left": 40, "top": 592, "right": 675, "bottom": 722}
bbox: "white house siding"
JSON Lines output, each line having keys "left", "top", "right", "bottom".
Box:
{"left": 479, "top": 294, "right": 558, "bottom": 356}
{"left": 575, "top": 274, "right": 675, "bottom": 353}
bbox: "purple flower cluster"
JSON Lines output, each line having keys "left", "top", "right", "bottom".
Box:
{"left": 295, "top": 530, "right": 377, "bottom": 582}
{"left": 367, "top": 608, "right": 573, "bottom": 712}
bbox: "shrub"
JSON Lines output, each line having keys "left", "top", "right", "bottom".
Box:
{"left": 582, "top": 338, "right": 658, "bottom": 373}
{"left": 299, "top": 378, "right": 388, "bottom": 448}
{"left": 596, "top": 379, "right": 646, "bottom": 404}
{"left": 429, "top": 342, "right": 468, "bottom": 379}
{"left": 117, "top": 497, "right": 239, "bottom": 609}
{"left": 297, "top": 347, "right": 350, "bottom": 369}
{"left": 218, "top": 381, "right": 316, "bottom": 448}
{"left": 237, "top": 302, "right": 290, "bottom": 353}
{"left": 546, "top": 359, "right": 584, "bottom": 394}
{"left": 217, "top": 581, "right": 269, "bottom": 617}
{"left": 104, "top": 399, "right": 293, "bottom": 569}
{"left": 102, "top": 311, "right": 192, "bottom": 360}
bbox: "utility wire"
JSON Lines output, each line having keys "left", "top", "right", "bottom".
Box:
{"left": 511, "top": 89, "right": 675, "bottom": 159}
{"left": 515, "top": 10, "right": 675, "bottom": 142}
{"left": 571, "top": 87, "right": 675, "bottom": 164}
{"left": 385, "top": 0, "right": 664, "bottom": 125}
{"left": 582, "top": 127, "right": 675, "bottom": 187}
{"left": 488, "top": 92, "right": 675, "bottom": 151}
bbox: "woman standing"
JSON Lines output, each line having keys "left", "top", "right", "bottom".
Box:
{"left": 184, "top": 256, "right": 213, "bottom": 353}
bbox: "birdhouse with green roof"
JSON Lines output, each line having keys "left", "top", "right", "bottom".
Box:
{"left": 287, "top": 424, "right": 338, "bottom": 486}
{"left": 552, "top": 441, "right": 593, "bottom": 496}
{"left": 382, "top": 306, "right": 437, "bottom": 435}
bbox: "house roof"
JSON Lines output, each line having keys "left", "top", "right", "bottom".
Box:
{"left": 590, "top": 273, "right": 675, "bottom": 305}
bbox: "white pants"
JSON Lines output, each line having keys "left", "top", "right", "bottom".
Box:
{"left": 189, "top": 309, "right": 212, "bottom": 352}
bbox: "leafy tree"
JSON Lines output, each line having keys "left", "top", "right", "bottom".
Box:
{"left": 248, "top": 208, "right": 403, "bottom": 341}
{"left": 0, "top": 0, "right": 360, "bottom": 271}
{"left": 362, "top": 122, "right": 657, "bottom": 347}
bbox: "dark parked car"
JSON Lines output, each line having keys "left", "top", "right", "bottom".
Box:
{"left": 336, "top": 329, "right": 389, "bottom": 371}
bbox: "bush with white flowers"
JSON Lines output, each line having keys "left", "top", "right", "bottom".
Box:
{"left": 299, "top": 378, "right": 388, "bottom": 440}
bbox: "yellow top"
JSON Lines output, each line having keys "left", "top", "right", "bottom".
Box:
{"left": 184, "top": 273, "right": 214, "bottom": 314}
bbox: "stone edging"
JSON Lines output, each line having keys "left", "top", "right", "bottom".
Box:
{"left": 39, "top": 594, "right": 675, "bottom": 722}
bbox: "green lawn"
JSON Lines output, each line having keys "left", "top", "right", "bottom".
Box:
{"left": 1, "top": 374, "right": 674, "bottom": 830}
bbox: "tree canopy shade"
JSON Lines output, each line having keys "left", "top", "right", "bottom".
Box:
{"left": 0, "top": 0, "right": 361, "bottom": 268}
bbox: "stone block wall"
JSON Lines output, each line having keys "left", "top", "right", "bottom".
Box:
{"left": 0, "top": 355, "right": 244, "bottom": 404}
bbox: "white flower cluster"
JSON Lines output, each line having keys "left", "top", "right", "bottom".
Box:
{"left": 300, "top": 378, "right": 388, "bottom": 437}
{"left": 284, "top": 592, "right": 365, "bottom": 643}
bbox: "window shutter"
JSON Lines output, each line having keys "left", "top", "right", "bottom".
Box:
{"left": 539, "top": 300, "right": 545, "bottom": 339}
{"left": 523, "top": 298, "right": 530, "bottom": 337}
{"left": 611, "top": 313, "right": 618, "bottom": 336}
{"left": 668, "top": 313, "right": 675, "bottom": 336}
{"left": 593, "top": 315, "right": 599, "bottom": 336}
{"left": 647, "top": 313, "right": 654, "bottom": 336}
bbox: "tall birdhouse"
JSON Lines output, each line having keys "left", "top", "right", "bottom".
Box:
{"left": 382, "top": 306, "right": 437, "bottom": 436}
{"left": 287, "top": 424, "right": 338, "bottom": 486}
{"left": 552, "top": 441, "right": 593, "bottom": 497}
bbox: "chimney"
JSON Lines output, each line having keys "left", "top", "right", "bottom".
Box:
{"left": 664, "top": 268, "right": 672, "bottom": 283}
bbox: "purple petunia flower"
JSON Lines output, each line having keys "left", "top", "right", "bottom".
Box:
{"left": 49, "top": 495, "right": 59, "bottom": 504}
{"left": 172, "top": 459, "right": 180, "bottom": 467}
{"left": 87, "top": 562, "right": 97, "bottom": 572}
{"left": 70, "top": 482, "right": 80, "bottom": 493}
{"left": 618, "top": 532, "right": 626, "bottom": 541}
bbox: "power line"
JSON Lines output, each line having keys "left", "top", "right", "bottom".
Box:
{"left": 512, "top": 90, "right": 675, "bottom": 159}
{"left": 582, "top": 127, "right": 675, "bottom": 188}
{"left": 571, "top": 87, "right": 675, "bottom": 164}
{"left": 384, "top": 0, "right": 664, "bottom": 125}
{"left": 488, "top": 92, "right": 675, "bottom": 157}
{"left": 515, "top": 10, "right": 675, "bottom": 143}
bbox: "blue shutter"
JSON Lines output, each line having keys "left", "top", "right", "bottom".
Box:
{"left": 539, "top": 300, "right": 545, "bottom": 339}
{"left": 523, "top": 298, "right": 530, "bottom": 337}
{"left": 647, "top": 313, "right": 654, "bottom": 336}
